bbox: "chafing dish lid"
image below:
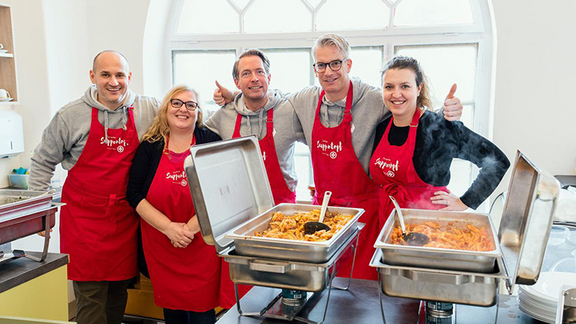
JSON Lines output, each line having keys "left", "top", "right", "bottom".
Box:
{"left": 184, "top": 136, "right": 274, "bottom": 253}
{"left": 498, "top": 150, "right": 560, "bottom": 289}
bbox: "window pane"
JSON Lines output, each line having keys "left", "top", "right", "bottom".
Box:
{"left": 245, "top": 0, "right": 311, "bottom": 33}
{"left": 317, "top": 0, "right": 389, "bottom": 31}
{"left": 350, "top": 46, "right": 384, "bottom": 89}
{"left": 172, "top": 50, "right": 237, "bottom": 116}
{"left": 231, "top": 0, "right": 251, "bottom": 10}
{"left": 177, "top": 0, "right": 238, "bottom": 34}
{"left": 295, "top": 142, "right": 313, "bottom": 201}
{"left": 263, "top": 48, "right": 312, "bottom": 94}
{"left": 395, "top": 44, "right": 477, "bottom": 109}
{"left": 394, "top": 0, "right": 474, "bottom": 26}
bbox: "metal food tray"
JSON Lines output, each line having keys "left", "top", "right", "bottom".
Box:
{"left": 0, "top": 190, "right": 54, "bottom": 245}
{"left": 0, "top": 189, "right": 53, "bottom": 219}
{"left": 370, "top": 248, "right": 507, "bottom": 307}
{"left": 223, "top": 228, "right": 359, "bottom": 292}
{"left": 225, "top": 203, "right": 364, "bottom": 263}
{"left": 374, "top": 209, "right": 501, "bottom": 273}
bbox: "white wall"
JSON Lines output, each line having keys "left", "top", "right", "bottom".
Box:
{"left": 2, "top": 0, "right": 151, "bottom": 253}
{"left": 492, "top": 1, "right": 576, "bottom": 177}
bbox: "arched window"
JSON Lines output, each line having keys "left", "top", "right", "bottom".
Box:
{"left": 161, "top": 0, "right": 495, "bottom": 204}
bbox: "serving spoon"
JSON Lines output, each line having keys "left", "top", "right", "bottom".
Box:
{"left": 389, "top": 195, "right": 430, "bottom": 246}
{"left": 304, "top": 191, "right": 332, "bottom": 235}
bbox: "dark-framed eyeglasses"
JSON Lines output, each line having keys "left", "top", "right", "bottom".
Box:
{"left": 170, "top": 99, "right": 199, "bottom": 111}
{"left": 313, "top": 59, "right": 347, "bottom": 73}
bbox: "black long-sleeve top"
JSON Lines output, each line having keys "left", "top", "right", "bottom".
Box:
{"left": 372, "top": 110, "right": 510, "bottom": 209}
{"left": 127, "top": 128, "right": 222, "bottom": 209}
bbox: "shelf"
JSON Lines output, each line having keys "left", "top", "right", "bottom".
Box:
{"left": 0, "top": 54, "right": 13, "bottom": 58}
{"left": 0, "top": 4, "right": 18, "bottom": 102}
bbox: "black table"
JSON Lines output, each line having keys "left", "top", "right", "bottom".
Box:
{"left": 216, "top": 278, "right": 541, "bottom": 324}
{"left": 0, "top": 252, "right": 68, "bottom": 293}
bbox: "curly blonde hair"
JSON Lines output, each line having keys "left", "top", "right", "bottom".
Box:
{"left": 142, "top": 85, "right": 204, "bottom": 145}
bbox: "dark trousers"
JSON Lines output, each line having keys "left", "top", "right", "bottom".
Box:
{"left": 73, "top": 279, "right": 131, "bottom": 324}
{"left": 163, "top": 308, "right": 216, "bottom": 324}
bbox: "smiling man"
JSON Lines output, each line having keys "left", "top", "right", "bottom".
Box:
{"left": 206, "top": 49, "right": 305, "bottom": 205}
{"left": 29, "top": 50, "right": 159, "bottom": 324}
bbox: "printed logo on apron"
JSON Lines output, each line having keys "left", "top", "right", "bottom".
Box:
{"left": 316, "top": 140, "right": 343, "bottom": 159}
{"left": 100, "top": 135, "right": 129, "bottom": 153}
{"left": 165, "top": 170, "right": 188, "bottom": 187}
{"left": 373, "top": 157, "right": 400, "bottom": 178}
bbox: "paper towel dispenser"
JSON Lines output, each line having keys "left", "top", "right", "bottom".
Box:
{"left": 0, "top": 110, "right": 24, "bottom": 158}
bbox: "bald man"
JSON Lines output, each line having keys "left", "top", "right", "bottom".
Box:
{"left": 30, "top": 50, "right": 159, "bottom": 324}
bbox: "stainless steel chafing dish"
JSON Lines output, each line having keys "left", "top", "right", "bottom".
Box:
{"left": 184, "top": 137, "right": 364, "bottom": 322}
{"left": 184, "top": 136, "right": 364, "bottom": 286}
{"left": 0, "top": 189, "right": 57, "bottom": 263}
{"left": 370, "top": 150, "right": 560, "bottom": 308}
{"left": 375, "top": 209, "right": 501, "bottom": 273}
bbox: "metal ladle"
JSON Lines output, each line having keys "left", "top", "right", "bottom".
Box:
{"left": 304, "top": 191, "right": 332, "bottom": 235}
{"left": 389, "top": 195, "right": 430, "bottom": 246}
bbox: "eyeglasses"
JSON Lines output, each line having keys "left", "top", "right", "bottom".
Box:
{"left": 313, "top": 59, "right": 347, "bottom": 73}
{"left": 170, "top": 99, "right": 199, "bottom": 111}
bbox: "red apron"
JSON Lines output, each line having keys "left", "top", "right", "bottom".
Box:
{"left": 142, "top": 139, "right": 221, "bottom": 311}
{"left": 60, "top": 107, "right": 139, "bottom": 281}
{"left": 369, "top": 110, "right": 449, "bottom": 229}
{"left": 233, "top": 109, "right": 296, "bottom": 204}
{"left": 310, "top": 82, "right": 381, "bottom": 280}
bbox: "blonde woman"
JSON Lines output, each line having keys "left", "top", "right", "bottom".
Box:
{"left": 127, "top": 85, "right": 222, "bottom": 323}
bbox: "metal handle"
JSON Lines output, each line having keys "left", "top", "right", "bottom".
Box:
{"left": 408, "top": 270, "right": 470, "bottom": 285}
{"left": 249, "top": 260, "right": 290, "bottom": 273}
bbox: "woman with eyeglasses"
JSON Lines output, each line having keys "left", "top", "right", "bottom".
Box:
{"left": 127, "top": 85, "right": 222, "bottom": 324}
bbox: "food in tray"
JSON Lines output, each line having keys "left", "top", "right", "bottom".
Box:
{"left": 390, "top": 221, "right": 494, "bottom": 251}
{"left": 0, "top": 196, "right": 26, "bottom": 206}
{"left": 254, "top": 209, "right": 354, "bottom": 241}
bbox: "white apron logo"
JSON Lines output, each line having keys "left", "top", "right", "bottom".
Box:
{"left": 374, "top": 157, "right": 399, "bottom": 178}
{"left": 100, "top": 136, "right": 129, "bottom": 153}
{"left": 166, "top": 171, "right": 188, "bottom": 186}
{"left": 316, "top": 140, "right": 342, "bottom": 160}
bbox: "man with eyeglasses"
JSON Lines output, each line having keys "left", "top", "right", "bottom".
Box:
{"left": 29, "top": 50, "right": 159, "bottom": 324}
{"left": 207, "top": 48, "right": 305, "bottom": 205}
{"left": 213, "top": 34, "right": 462, "bottom": 280}
{"left": 289, "top": 34, "right": 463, "bottom": 280}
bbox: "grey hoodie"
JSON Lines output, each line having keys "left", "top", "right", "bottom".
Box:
{"left": 29, "top": 86, "right": 160, "bottom": 190}
{"left": 205, "top": 90, "right": 305, "bottom": 191}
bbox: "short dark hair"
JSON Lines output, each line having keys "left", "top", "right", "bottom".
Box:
{"left": 232, "top": 48, "right": 271, "bottom": 80}
{"left": 382, "top": 56, "right": 432, "bottom": 109}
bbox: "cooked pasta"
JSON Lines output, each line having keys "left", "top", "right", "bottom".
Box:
{"left": 390, "top": 221, "right": 494, "bottom": 251}
{"left": 254, "top": 209, "right": 354, "bottom": 242}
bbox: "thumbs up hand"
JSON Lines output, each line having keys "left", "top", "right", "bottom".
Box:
{"left": 443, "top": 83, "right": 463, "bottom": 121}
{"left": 213, "top": 80, "right": 237, "bottom": 106}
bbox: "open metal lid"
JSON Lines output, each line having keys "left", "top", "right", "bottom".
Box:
{"left": 184, "top": 136, "right": 274, "bottom": 253}
{"left": 498, "top": 150, "right": 560, "bottom": 290}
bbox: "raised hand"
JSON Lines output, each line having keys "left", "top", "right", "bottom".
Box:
{"left": 213, "top": 80, "right": 236, "bottom": 106}
{"left": 443, "top": 83, "right": 463, "bottom": 121}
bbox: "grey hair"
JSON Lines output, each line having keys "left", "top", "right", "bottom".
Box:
{"left": 311, "top": 33, "right": 351, "bottom": 60}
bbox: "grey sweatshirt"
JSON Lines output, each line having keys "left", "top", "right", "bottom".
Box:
{"left": 29, "top": 86, "right": 160, "bottom": 190}
{"left": 205, "top": 90, "right": 305, "bottom": 191}
{"left": 286, "top": 78, "right": 388, "bottom": 173}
